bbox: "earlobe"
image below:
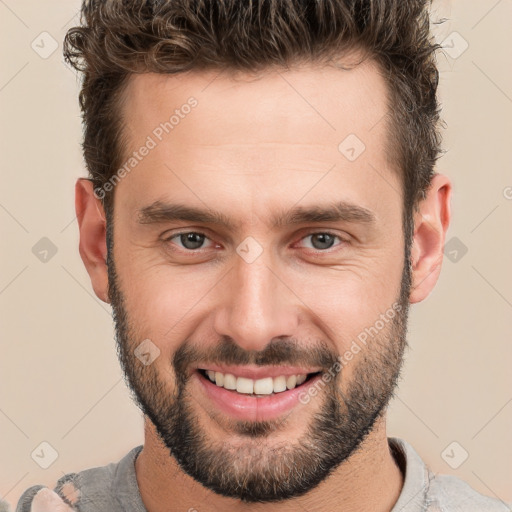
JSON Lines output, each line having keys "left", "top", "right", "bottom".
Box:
{"left": 75, "top": 178, "right": 110, "bottom": 303}
{"left": 409, "top": 174, "right": 452, "bottom": 304}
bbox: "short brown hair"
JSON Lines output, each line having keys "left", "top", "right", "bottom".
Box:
{"left": 64, "top": 0, "right": 445, "bottom": 243}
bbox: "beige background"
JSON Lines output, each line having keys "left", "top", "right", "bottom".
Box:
{"left": 1, "top": 0, "right": 511, "bottom": 509}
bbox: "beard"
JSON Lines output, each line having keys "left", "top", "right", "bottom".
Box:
{"left": 106, "top": 221, "right": 411, "bottom": 503}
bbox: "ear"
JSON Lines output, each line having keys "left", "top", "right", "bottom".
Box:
{"left": 75, "top": 178, "right": 110, "bottom": 303}
{"left": 409, "top": 173, "right": 452, "bottom": 303}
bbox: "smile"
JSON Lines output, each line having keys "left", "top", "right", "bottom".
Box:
{"left": 198, "top": 368, "right": 320, "bottom": 396}
{"left": 195, "top": 368, "right": 324, "bottom": 421}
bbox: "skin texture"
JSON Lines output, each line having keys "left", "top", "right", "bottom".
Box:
{"left": 67, "top": 57, "right": 451, "bottom": 512}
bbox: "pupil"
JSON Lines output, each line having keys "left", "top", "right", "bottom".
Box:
{"left": 181, "top": 233, "right": 204, "bottom": 250}
{"left": 312, "top": 233, "right": 334, "bottom": 250}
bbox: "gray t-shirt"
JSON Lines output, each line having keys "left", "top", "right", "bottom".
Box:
{"left": 15, "top": 437, "right": 510, "bottom": 511}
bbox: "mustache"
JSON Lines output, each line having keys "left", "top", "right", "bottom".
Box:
{"left": 172, "top": 337, "right": 338, "bottom": 380}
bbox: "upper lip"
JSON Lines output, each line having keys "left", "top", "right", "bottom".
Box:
{"left": 195, "top": 364, "right": 322, "bottom": 380}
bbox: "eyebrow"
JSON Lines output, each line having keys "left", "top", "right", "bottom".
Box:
{"left": 136, "top": 200, "right": 376, "bottom": 230}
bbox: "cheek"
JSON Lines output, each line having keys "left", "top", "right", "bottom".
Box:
{"left": 118, "top": 261, "right": 219, "bottom": 345}
{"left": 290, "top": 253, "right": 404, "bottom": 350}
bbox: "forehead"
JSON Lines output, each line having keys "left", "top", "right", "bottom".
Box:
{"left": 115, "top": 58, "right": 397, "bottom": 219}
{"left": 121, "top": 57, "right": 389, "bottom": 148}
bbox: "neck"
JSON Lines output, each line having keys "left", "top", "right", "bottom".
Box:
{"left": 135, "top": 413, "right": 404, "bottom": 512}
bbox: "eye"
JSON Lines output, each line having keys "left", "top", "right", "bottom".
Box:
{"left": 297, "top": 232, "right": 344, "bottom": 251}
{"left": 164, "top": 231, "right": 215, "bottom": 251}
{"left": 162, "top": 230, "right": 346, "bottom": 254}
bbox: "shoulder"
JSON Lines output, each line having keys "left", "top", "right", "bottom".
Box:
{"left": 389, "top": 437, "right": 510, "bottom": 512}
{"left": 16, "top": 445, "right": 144, "bottom": 512}
{"left": 427, "top": 473, "right": 510, "bottom": 511}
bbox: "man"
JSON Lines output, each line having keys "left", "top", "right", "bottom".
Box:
{"left": 15, "top": 0, "right": 510, "bottom": 511}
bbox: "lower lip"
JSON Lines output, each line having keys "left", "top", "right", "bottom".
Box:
{"left": 194, "top": 370, "right": 323, "bottom": 422}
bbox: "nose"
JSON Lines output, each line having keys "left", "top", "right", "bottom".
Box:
{"left": 213, "top": 252, "right": 300, "bottom": 353}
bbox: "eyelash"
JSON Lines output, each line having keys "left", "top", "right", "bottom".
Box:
{"left": 162, "top": 230, "right": 347, "bottom": 254}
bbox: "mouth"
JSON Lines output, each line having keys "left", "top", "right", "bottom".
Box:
{"left": 197, "top": 368, "right": 321, "bottom": 397}
{"left": 194, "top": 367, "right": 324, "bottom": 421}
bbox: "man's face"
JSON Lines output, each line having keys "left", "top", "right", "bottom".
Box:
{"left": 107, "top": 59, "right": 408, "bottom": 502}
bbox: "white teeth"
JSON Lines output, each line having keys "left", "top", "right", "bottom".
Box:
{"left": 223, "top": 373, "right": 237, "bottom": 390}
{"left": 286, "top": 375, "right": 297, "bottom": 390}
{"left": 296, "top": 374, "right": 307, "bottom": 385}
{"left": 236, "top": 377, "right": 254, "bottom": 394}
{"left": 273, "top": 375, "right": 287, "bottom": 392}
{"left": 203, "top": 370, "right": 314, "bottom": 395}
{"left": 253, "top": 377, "right": 274, "bottom": 395}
